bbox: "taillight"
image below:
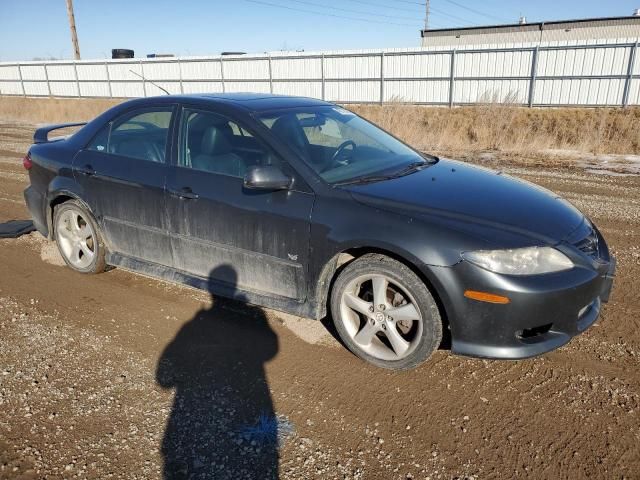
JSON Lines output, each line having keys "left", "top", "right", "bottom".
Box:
{"left": 23, "top": 153, "right": 32, "bottom": 170}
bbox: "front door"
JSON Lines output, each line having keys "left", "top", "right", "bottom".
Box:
{"left": 165, "top": 107, "right": 314, "bottom": 301}
{"left": 73, "top": 106, "right": 175, "bottom": 265}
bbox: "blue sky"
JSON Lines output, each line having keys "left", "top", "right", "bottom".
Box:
{"left": 0, "top": 0, "right": 638, "bottom": 61}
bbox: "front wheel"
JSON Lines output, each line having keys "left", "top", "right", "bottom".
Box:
{"left": 330, "top": 254, "right": 442, "bottom": 370}
{"left": 53, "top": 200, "right": 107, "bottom": 274}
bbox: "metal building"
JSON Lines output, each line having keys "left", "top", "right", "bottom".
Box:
{"left": 421, "top": 14, "right": 640, "bottom": 48}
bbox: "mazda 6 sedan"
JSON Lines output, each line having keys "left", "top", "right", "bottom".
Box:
{"left": 23, "top": 93, "right": 615, "bottom": 370}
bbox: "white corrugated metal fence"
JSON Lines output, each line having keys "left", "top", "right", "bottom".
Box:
{"left": 0, "top": 41, "right": 638, "bottom": 107}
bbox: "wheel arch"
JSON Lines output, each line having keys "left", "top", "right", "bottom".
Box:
{"left": 46, "top": 190, "right": 92, "bottom": 240}
{"left": 48, "top": 192, "right": 108, "bottom": 274}
{"left": 314, "top": 246, "right": 451, "bottom": 345}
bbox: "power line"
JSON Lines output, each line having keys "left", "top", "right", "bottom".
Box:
{"left": 285, "top": 0, "right": 421, "bottom": 21}
{"left": 441, "top": 0, "right": 510, "bottom": 23}
{"left": 343, "top": 0, "right": 452, "bottom": 28}
{"left": 386, "top": 0, "right": 426, "bottom": 5}
{"left": 429, "top": 6, "right": 479, "bottom": 25}
{"left": 344, "top": 0, "right": 423, "bottom": 13}
{"left": 386, "top": 0, "right": 510, "bottom": 25}
{"left": 246, "top": 0, "right": 481, "bottom": 30}
{"left": 243, "top": 0, "right": 418, "bottom": 26}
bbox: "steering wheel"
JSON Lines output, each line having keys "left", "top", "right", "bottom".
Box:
{"left": 322, "top": 140, "right": 356, "bottom": 172}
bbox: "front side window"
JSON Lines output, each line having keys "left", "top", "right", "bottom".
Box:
{"left": 87, "top": 108, "right": 172, "bottom": 163}
{"left": 179, "top": 108, "right": 281, "bottom": 178}
{"left": 258, "top": 106, "right": 433, "bottom": 184}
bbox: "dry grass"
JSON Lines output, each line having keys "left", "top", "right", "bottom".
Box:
{"left": 1, "top": 96, "right": 638, "bottom": 156}
{"left": 350, "top": 103, "right": 640, "bottom": 156}
{"left": 0, "top": 96, "right": 122, "bottom": 124}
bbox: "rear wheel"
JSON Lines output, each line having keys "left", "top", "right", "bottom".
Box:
{"left": 53, "top": 200, "right": 106, "bottom": 274}
{"left": 330, "top": 254, "right": 442, "bottom": 370}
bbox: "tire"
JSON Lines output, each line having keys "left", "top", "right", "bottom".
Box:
{"left": 53, "top": 200, "right": 107, "bottom": 274}
{"left": 330, "top": 254, "right": 442, "bottom": 370}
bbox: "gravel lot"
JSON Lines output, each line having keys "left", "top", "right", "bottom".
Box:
{"left": 1, "top": 121, "right": 639, "bottom": 479}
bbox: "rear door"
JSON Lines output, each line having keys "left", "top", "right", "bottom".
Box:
{"left": 165, "top": 106, "right": 314, "bottom": 301}
{"left": 72, "top": 106, "right": 175, "bottom": 265}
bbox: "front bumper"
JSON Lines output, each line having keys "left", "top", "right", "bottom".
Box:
{"left": 434, "top": 252, "right": 616, "bottom": 360}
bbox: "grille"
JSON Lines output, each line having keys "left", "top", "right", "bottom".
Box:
{"left": 574, "top": 228, "right": 599, "bottom": 257}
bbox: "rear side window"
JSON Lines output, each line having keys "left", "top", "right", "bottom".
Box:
{"left": 87, "top": 108, "right": 172, "bottom": 163}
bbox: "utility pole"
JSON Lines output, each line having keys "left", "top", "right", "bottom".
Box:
{"left": 424, "top": 0, "right": 431, "bottom": 30}
{"left": 65, "top": 0, "right": 81, "bottom": 60}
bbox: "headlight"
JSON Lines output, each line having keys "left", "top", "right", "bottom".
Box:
{"left": 462, "top": 246, "right": 573, "bottom": 275}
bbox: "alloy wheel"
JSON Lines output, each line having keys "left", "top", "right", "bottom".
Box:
{"left": 56, "top": 208, "right": 97, "bottom": 270}
{"left": 339, "top": 274, "right": 424, "bottom": 361}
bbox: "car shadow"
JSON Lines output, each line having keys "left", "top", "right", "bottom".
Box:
{"left": 156, "top": 265, "right": 280, "bottom": 479}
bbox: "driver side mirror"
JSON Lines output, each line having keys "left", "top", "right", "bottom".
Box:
{"left": 243, "top": 165, "right": 292, "bottom": 191}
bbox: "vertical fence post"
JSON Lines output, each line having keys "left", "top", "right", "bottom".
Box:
{"left": 105, "top": 60, "right": 112, "bottom": 98}
{"left": 448, "top": 49, "right": 456, "bottom": 107}
{"left": 380, "top": 51, "right": 385, "bottom": 105}
{"left": 321, "top": 53, "right": 325, "bottom": 100}
{"left": 220, "top": 57, "right": 226, "bottom": 93}
{"left": 528, "top": 46, "right": 540, "bottom": 107}
{"left": 140, "top": 59, "right": 147, "bottom": 97}
{"left": 178, "top": 58, "right": 184, "bottom": 94}
{"left": 267, "top": 54, "right": 273, "bottom": 94}
{"left": 73, "top": 62, "right": 81, "bottom": 97}
{"left": 17, "top": 63, "right": 26, "bottom": 97}
{"left": 622, "top": 41, "right": 638, "bottom": 107}
{"left": 44, "top": 63, "right": 51, "bottom": 97}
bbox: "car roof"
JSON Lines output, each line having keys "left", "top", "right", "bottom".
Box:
{"left": 67, "top": 93, "right": 336, "bottom": 149}
{"left": 121, "top": 93, "right": 333, "bottom": 113}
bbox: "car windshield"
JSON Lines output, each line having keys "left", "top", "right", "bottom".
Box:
{"left": 257, "top": 106, "right": 435, "bottom": 184}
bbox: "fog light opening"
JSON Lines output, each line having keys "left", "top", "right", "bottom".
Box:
{"left": 517, "top": 323, "right": 553, "bottom": 340}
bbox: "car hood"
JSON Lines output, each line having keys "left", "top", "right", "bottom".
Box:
{"left": 344, "top": 158, "right": 585, "bottom": 244}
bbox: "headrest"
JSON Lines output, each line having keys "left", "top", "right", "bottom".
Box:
{"left": 272, "top": 115, "right": 302, "bottom": 145}
{"left": 200, "top": 125, "right": 233, "bottom": 155}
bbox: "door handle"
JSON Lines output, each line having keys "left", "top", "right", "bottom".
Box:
{"left": 169, "top": 187, "right": 199, "bottom": 200}
{"left": 77, "top": 164, "right": 96, "bottom": 176}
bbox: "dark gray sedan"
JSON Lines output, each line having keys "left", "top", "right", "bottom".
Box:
{"left": 23, "top": 94, "right": 615, "bottom": 369}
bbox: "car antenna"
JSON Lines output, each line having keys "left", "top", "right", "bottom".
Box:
{"left": 128, "top": 69, "right": 170, "bottom": 95}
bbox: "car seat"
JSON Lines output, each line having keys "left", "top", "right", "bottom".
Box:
{"left": 192, "top": 125, "right": 246, "bottom": 177}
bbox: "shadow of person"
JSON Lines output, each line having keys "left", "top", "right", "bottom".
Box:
{"left": 156, "top": 265, "right": 280, "bottom": 479}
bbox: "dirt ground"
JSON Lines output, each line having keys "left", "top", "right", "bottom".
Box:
{"left": 0, "top": 120, "right": 639, "bottom": 480}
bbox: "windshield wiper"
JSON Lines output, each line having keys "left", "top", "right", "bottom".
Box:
{"left": 335, "top": 160, "right": 431, "bottom": 186}
{"left": 393, "top": 160, "right": 430, "bottom": 176}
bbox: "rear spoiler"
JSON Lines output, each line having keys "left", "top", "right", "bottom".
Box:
{"left": 33, "top": 122, "right": 87, "bottom": 144}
